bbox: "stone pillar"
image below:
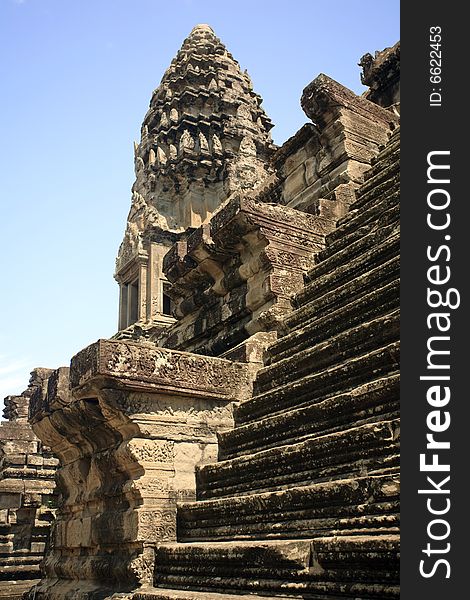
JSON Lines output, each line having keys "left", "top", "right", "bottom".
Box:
{"left": 146, "top": 243, "right": 160, "bottom": 321}
{"left": 28, "top": 339, "right": 255, "bottom": 599}
{"left": 119, "top": 283, "right": 128, "bottom": 330}
{"left": 138, "top": 261, "right": 147, "bottom": 321}
{"left": 126, "top": 280, "right": 135, "bottom": 326}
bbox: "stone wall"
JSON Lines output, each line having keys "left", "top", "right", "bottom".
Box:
{"left": 0, "top": 370, "right": 58, "bottom": 599}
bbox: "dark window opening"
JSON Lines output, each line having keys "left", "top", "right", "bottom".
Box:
{"left": 163, "top": 283, "right": 173, "bottom": 316}
{"left": 129, "top": 280, "right": 139, "bottom": 324}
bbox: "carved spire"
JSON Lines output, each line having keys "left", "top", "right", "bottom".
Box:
{"left": 118, "top": 24, "right": 275, "bottom": 261}
{"left": 115, "top": 24, "right": 276, "bottom": 331}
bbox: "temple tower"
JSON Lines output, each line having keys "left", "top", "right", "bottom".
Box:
{"left": 115, "top": 24, "right": 275, "bottom": 336}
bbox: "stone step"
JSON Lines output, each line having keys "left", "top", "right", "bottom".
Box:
{"left": 269, "top": 261, "right": 399, "bottom": 365}
{"left": 150, "top": 581, "right": 400, "bottom": 600}
{"left": 0, "top": 580, "right": 38, "bottom": 600}
{"left": 321, "top": 188, "right": 399, "bottom": 260}
{"left": 314, "top": 195, "right": 400, "bottom": 272}
{"left": 301, "top": 216, "right": 398, "bottom": 291}
{"left": 256, "top": 306, "right": 399, "bottom": 398}
{"left": 362, "top": 135, "right": 400, "bottom": 183}
{"left": 153, "top": 536, "right": 399, "bottom": 598}
{"left": 219, "top": 374, "right": 398, "bottom": 461}
{"left": 178, "top": 474, "right": 399, "bottom": 542}
{"left": 323, "top": 137, "right": 399, "bottom": 252}
{"left": 156, "top": 538, "right": 313, "bottom": 579}
{"left": 197, "top": 419, "right": 399, "bottom": 500}
{"left": 307, "top": 149, "right": 399, "bottom": 265}
{"left": 313, "top": 190, "right": 398, "bottom": 269}
{"left": 283, "top": 242, "right": 398, "bottom": 336}
{"left": 132, "top": 590, "right": 282, "bottom": 600}
{"left": 0, "top": 563, "right": 40, "bottom": 578}
{"left": 0, "top": 554, "right": 43, "bottom": 565}
{"left": 358, "top": 130, "right": 400, "bottom": 182}
{"left": 294, "top": 230, "right": 399, "bottom": 311}
{"left": 301, "top": 130, "right": 399, "bottom": 285}
{"left": 332, "top": 171, "right": 399, "bottom": 231}
{"left": 342, "top": 151, "right": 399, "bottom": 218}
{"left": 235, "top": 341, "right": 399, "bottom": 427}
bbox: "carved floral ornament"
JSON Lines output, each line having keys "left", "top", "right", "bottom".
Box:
{"left": 239, "top": 135, "right": 257, "bottom": 156}
{"left": 105, "top": 343, "right": 227, "bottom": 388}
{"left": 157, "top": 147, "right": 167, "bottom": 165}
{"left": 212, "top": 133, "right": 222, "bottom": 153}
{"left": 137, "top": 509, "right": 177, "bottom": 542}
{"left": 128, "top": 439, "right": 174, "bottom": 463}
{"left": 129, "top": 552, "right": 154, "bottom": 586}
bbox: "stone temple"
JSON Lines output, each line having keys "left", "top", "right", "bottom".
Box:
{"left": 0, "top": 25, "right": 400, "bottom": 600}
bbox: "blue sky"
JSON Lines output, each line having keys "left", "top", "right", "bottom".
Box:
{"left": 0, "top": 0, "right": 399, "bottom": 405}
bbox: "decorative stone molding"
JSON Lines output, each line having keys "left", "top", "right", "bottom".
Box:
{"left": 360, "top": 41, "right": 400, "bottom": 109}
{"left": 155, "top": 195, "right": 335, "bottom": 355}
{"left": 27, "top": 339, "right": 256, "bottom": 599}
{"left": 258, "top": 74, "right": 399, "bottom": 219}
{"left": 65, "top": 339, "right": 253, "bottom": 400}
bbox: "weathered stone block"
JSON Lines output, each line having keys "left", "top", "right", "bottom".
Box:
{"left": 0, "top": 370, "right": 58, "bottom": 597}
{"left": 66, "top": 339, "right": 252, "bottom": 402}
{"left": 272, "top": 73, "right": 398, "bottom": 214}
{"left": 28, "top": 338, "right": 257, "bottom": 597}
{"left": 0, "top": 492, "right": 22, "bottom": 508}
{"left": 156, "top": 195, "right": 334, "bottom": 355}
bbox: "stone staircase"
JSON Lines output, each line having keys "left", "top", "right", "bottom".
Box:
{"left": 129, "top": 126, "right": 400, "bottom": 599}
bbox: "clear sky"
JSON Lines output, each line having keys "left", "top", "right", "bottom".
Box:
{"left": 0, "top": 0, "right": 399, "bottom": 405}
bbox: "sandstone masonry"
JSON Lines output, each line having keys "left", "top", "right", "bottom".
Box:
{"left": 0, "top": 371, "right": 58, "bottom": 599}
{"left": 1, "top": 26, "right": 400, "bottom": 600}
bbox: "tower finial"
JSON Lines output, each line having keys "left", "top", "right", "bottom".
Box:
{"left": 190, "top": 24, "right": 214, "bottom": 34}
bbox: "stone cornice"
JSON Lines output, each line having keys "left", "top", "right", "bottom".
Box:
{"left": 67, "top": 339, "right": 253, "bottom": 401}
{"left": 301, "top": 73, "right": 399, "bottom": 129}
